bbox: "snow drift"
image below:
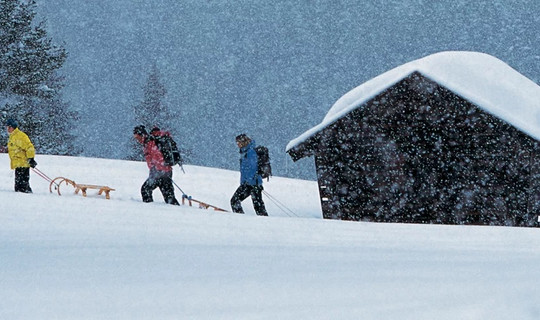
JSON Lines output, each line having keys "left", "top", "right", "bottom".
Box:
{"left": 1, "top": 154, "right": 540, "bottom": 320}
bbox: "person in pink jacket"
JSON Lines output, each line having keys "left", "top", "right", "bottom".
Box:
{"left": 133, "top": 125, "right": 179, "bottom": 205}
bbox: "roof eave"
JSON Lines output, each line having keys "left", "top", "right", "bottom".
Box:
{"left": 286, "top": 136, "right": 318, "bottom": 162}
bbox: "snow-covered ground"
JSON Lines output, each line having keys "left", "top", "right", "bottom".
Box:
{"left": 1, "top": 154, "right": 540, "bottom": 319}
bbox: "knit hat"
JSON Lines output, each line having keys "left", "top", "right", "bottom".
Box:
{"left": 235, "top": 133, "right": 250, "bottom": 143}
{"left": 6, "top": 118, "right": 18, "bottom": 129}
{"left": 150, "top": 127, "right": 160, "bottom": 135}
{"left": 133, "top": 125, "right": 147, "bottom": 136}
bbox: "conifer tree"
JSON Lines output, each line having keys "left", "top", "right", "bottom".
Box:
{"left": 128, "top": 63, "right": 177, "bottom": 161}
{"left": 0, "top": 0, "right": 79, "bottom": 155}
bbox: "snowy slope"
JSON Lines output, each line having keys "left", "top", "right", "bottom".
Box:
{"left": 1, "top": 154, "right": 540, "bottom": 320}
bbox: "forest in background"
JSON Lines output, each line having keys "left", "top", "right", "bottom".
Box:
{"left": 19, "top": 0, "right": 540, "bottom": 179}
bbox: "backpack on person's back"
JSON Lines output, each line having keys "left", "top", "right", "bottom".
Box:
{"left": 151, "top": 128, "right": 183, "bottom": 167}
{"left": 255, "top": 145, "right": 272, "bottom": 181}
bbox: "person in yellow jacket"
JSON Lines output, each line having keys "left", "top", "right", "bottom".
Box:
{"left": 6, "top": 119, "right": 37, "bottom": 193}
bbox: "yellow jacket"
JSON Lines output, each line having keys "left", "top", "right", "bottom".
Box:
{"left": 7, "top": 128, "right": 36, "bottom": 169}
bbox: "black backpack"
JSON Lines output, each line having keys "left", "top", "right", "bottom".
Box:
{"left": 154, "top": 135, "right": 182, "bottom": 167}
{"left": 255, "top": 145, "right": 272, "bottom": 181}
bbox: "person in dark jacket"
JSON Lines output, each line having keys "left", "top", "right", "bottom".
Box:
{"left": 230, "top": 134, "right": 268, "bottom": 216}
{"left": 133, "top": 125, "right": 179, "bottom": 205}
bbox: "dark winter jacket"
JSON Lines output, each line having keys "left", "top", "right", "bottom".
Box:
{"left": 239, "top": 140, "right": 262, "bottom": 186}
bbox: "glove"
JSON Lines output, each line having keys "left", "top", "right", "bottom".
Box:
{"left": 28, "top": 158, "right": 37, "bottom": 168}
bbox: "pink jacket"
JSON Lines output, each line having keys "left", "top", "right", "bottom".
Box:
{"left": 143, "top": 137, "right": 172, "bottom": 172}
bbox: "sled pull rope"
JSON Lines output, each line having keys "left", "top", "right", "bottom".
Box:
{"left": 31, "top": 167, "right": 61, "bottom": 189}
{"left": 170, "top": 179, "right": 228, "bottom": 212}
{"left": 170, "top": 179, "right": 187, "bottom": 197}
{"left": 31, "top": 167, "right": 53, "bottom": 183}
{"left": 262, "top": 190, "right": 299, "bottom": 217}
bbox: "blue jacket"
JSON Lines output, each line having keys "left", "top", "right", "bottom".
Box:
{"left": 239, "top": 140, "right": 262, "bottom": 186}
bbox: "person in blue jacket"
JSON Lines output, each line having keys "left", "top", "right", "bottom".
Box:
{"left": 230, "top": 134, "right": 268, "bottom": 216}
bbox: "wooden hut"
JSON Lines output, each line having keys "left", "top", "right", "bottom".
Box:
{"left": 287, "top": 52, "right": 540, "bottom": 227}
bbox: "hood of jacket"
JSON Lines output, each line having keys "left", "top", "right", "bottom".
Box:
{"left": 239, "top": 140, "right": 256, "bottom": 154}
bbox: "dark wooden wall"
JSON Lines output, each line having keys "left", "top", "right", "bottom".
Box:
{"left": 312, "top": 72, "right": 540, "bottom": 226}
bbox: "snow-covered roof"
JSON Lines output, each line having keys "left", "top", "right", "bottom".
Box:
{"left": 286, "top": 51, "right": 540, "bottom": 152}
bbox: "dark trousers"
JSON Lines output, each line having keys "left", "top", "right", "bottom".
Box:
{"left": 15, "top": 167, "right": 32, "bottom": 193}
{"left": 230, "top": 184, "right": 268, "bottom": 216}
{"left": 141, "top": 169, "right": 179, "bottom": 205}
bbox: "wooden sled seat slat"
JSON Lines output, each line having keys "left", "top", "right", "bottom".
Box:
{"left": 74, "top": 184, "right": 116, "bottom": 199}
{"left": 49, "top": 177, "right": 115, "bottom": 199}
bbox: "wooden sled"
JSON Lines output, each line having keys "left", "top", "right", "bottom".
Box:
{"left": 49, "top": 177, "right": 115, "bottom": 200}
{"left": 181, "top": 194, "right": 227, "bottom": 212}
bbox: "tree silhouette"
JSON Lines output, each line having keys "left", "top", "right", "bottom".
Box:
{"left": 0, "top": 0, "right": 79, "bottom": 155}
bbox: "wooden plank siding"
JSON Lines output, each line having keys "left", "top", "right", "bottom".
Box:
{"left": 289, "top": 72, "right": 540, "bottom": 226}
